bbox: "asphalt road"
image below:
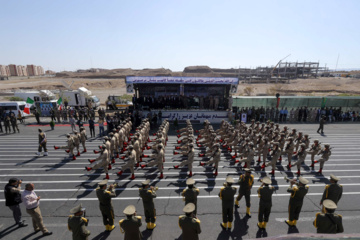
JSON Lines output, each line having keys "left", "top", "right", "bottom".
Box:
{"left": 0, "top": 121, "right": 359, "bottom": 240}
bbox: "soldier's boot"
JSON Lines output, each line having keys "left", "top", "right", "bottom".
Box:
{"left": 105, "top": 225, "right": 109, "bottom": 231}
{"left": 279, "top": 156, "right": 282, "bottom": 161}
{"left": 76, "top": 152, "right": 80, "bottom": 156}
{"left": 65, "top": 150, "right": 70, "bottom": 153}
{"left": 214, "top": 170, "right": 218, "bottom": 176}
{"left": 296, "top": 170, "right": 300, "bottom": 175}
{"left": 116, "top": 153, "right": 119, "bottom": 158}
{"left": 243, "top": 163, "right": 248, "bottom": 168}
{"left": 173, "top": 165, "right": 179, "bottom": 169}
{"left": 130, "top": 174, "right": 135, "bottom": 180}
{"left": 151, "top": 222, "right": 157, "bottom": 229}
{"left": 235, "top": 200, "right": 239, "bottom": 207}
{"left": 246, "top": 207, "right": 251, "bottom": 218}
{"left": 72, "top": 155, "right": 76, "bottom": 160}
{"left": 105, "top": 173, "right": 109, "bottom": 180}
{"left": 232, "top": 154, "right": 237, "bottom": 159}
{"left": 177, "top": 140, "right": 182, "bottom": 144}
{"left": 111, "top": 158, "right": 115, "bottom": 164}
{"left": 287, "top": 163, "right": 292, "bottom": 168}
{"left": 227, "top": 148, "right": 232, "bottom": 152}
{"left": 108, "top": 164, "right": 112, "bottom": 170}
{"left": 85, "top": 167, "right": 92, "bottom": 171}
{"left": 146, "top": 222, "right": 151, "bottom": 230}
{"left": 117, "top": 170, "right": 123, "bottom": 176}
{"left": 173, "top": 151, "right": 179, "bottom": 155}
{"left": 54, "top": 146, "right": 59, "bottom": 150}
{"left": 175, "top": 146, "right": 180, "bottom": 150}
{"left": 318, "top": 168, "right": 323, "bottom": 174}
{"left": 188, "top": 171, "right": 192, "bottom": 177}
{"left": 257, "top": 156, "right": 261, "bottom": 162}
{"left": 263, "top": 222, "right": 267, "bottom": 228}
{"left": 220, "top": 222, "right": 227, "bottom": 230}
{"left": 82, "top": 148, "right": 87, "bottom": 153}
{"left": 199, "top": 153, "right": 205, "bottom": 157}
{"left": 197, "top": 144, "right": 203, "bottom": 147}
{"left": 293, "top": 220, "right": 297, "bottom": 226}
{"left": 227, "top": 222, "right": 232, "bottom": 230}
{"left": 234, "top": 160, "right": 239, "bottom": 163}
{"left": 159, "top": 172, "right": 164, "bottom": 179}
{"left": 88, "top": 159, "right": 95, "bottom": 163}
{"left": 143, "top": 154, "right": 149, "bottom": 158}
{"left": 257, "top": 222, "right": 264, "bottom": 229}
{"left": 146, "top": 146, "right": 151, "bottom": 150}
{"left": 261, "top": 163, "right": 266, "bottom": 169}
{"left": 285, "top": 220, "right": 293, "bottom": 227}
{"left": 43, "top": 152, "right": 48, "bottom": 156}
{"left": 314, "top": 160, "right": 318, "bottom": 163}
{"left": 199, "top": 162, "right": 205, "bottom": 166}
{"left": 108, "top": 225, "right": 115, "bottom": 231}
{"left": 141, "top": 164, "right": 146, "bottom": 169}
{"left": 93, "top": 150, "right": 100, "bottom": 154}
{"left": 270, "top": 169, "right": 275, "bottom": 175}
{"left": 135, "top": 163, "right": 140, "bottom": 168}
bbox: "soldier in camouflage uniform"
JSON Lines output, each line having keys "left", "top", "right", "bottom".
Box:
{"left": 313, "top": 199, "right": 343, "bottom": 234}
{"left": 219, "top": 176, "right": 237, "bottom": 230}
{"left": 179, "top": 203, "right": 201, "bottom": 240}
{"left": 67, "top": 204, "right": 90, "bottom": 240}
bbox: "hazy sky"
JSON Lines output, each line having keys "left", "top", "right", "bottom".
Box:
{"left": 1, "top": 0, "right": 359, "bottom": 72}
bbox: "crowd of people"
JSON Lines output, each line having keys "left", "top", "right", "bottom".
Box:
{"left": 234, "top": 106, "right": 360, "bottom": 123}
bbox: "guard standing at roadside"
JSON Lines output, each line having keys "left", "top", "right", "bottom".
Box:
{"left": 181, "top": 178, "right": 200, "bottom": 216}
{"left": 320, "top": 174, "right": 343, "bottom": 212}
{"left": 285, "top": 177, "right": 309, "bottom": 227}
{"left": 4, "top": 115, "right": 11, "bottom": 134}
{"left": 257, "top": 176, "right": 274, "bottom": 229}
{"left": 219, "top": 176, "right": 237, "bottom": 231}
{"left": 139, "top": 179, "right": 157, "bottom": 230}
{"left": 119, "top": 205, "right": 142, "bottom": 240}
{"left": 36, "top": 129, "right": 48, "bottom": 156}
{"left": 10, "top": 114, "right": 19, "bottom": 133}
{"left": 178, "top": 203, "right": 201, "bottom": 240}
{"left": 68, "top": 204, "right": 91, "bottom": 240}
{"left": 235, "top": 168, "right": 254, "bottom": 217}
{"left": 313, "top": 199, "right": 344, "bottom": 234}
{"left": 96, "top": 179, "right": 116, "bottom": 232}
{"left": 317, "top": 115, "right": 326, "bottom": 134}
{"left": 4, "top": 178, "right": 28, "bottom": 227}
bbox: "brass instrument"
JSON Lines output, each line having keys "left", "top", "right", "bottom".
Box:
{"left": 284, "top": 176, "right": 298, "bottom": 187}
{"left": 150, "top": 186, "right": 159, "bottom": 192}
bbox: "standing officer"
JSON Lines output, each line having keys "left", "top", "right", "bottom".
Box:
{"left": 96, "top": 179, "right": 116, "bottom": 232}
{"left": 10, "top": 114, "right": 19, "bottom": 133}
{"left": 139, "top": 179, "right": 157, "bottom": 230}
{"left": 257, "top": 176, "right": 274, "bottom": 229}
{"left": 181, "top": 178, "right": 200, "bottom": 216}
{"left": 285, "top": 177, "right": 309, "bottom": 227}
{"left": 4, "top": 178, "right": 27, "bottom": 227}
{"left": 36, "top": 129, "right": 48, "bottom": 156}
{"left": 314, "top": 199, "right": 343, "bottom": 233}
{"left": 68, "top": 204, "right": 91, "bottom": 240}
{"left": 119, "top": 205, "right": 142, "bottom": 240}
{"left": 235, "top": 168, "right": 254, "bottom": 218}
{"left": 219, "top": 176, "right": 237, "bottom": 230}
{"left": 4, "top": 114, "right": 11, "bottom": 134}
{"left": 320, "top": 174, "right": 343, "bottom": 211}
{"left": 178, "top": 203, "right": 201, "bottom": 240}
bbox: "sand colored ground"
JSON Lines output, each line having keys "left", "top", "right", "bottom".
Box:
{"left": 0, "top": 76, "right": 359, "bottom": 104}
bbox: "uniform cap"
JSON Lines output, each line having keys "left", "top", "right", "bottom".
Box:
{"left": 104, "top": 136, "right": 109, "bottom": 140}
{"left": 300, "top": 143, "right": 306, "bottom": 147}
{"left": 186, "top": 178, "right": 195, "bottom": 185}
{"left": 272, "top": 142, "right": 279, "bottom": 146}
{"left": 189, "top": 144, "right": 194, "bottom": 148}
{"left": 262, "top": 176, "right": 271, "bottom": 185}
{"left": 298, "top": 177, "right": 309, "bottom": 185}
{"left": 66, "top": 134, "right": 71, "bottom": 137}
{"left": 109, "top": 132, "right": 114, "bottom": 136}
{"left": 330, "top": 174, "right": 340, "bottom": 181}
{"left": 314, "top": 139, "right": 319, "bottom": 142}
{"left": 244, "top": 168, "right": 254, "bottom": 173}
{"left": 226, "top": 176, "right": 235, "bottom": 183}
{"left": 98, "top": 179, "right": 108, "bottom": 186}
{"left": 123, "top": 205, "right": 136, "bottom": 215}
{"left": 142, "top": 179, "right": 150, "bottom": 185}
{"left": 70, "top": 203, "right": 85, "bottom": 214}
{"left": 38, "top": 128, "right": 42, "bottom": 132}
{"left": 324, "top": 144, "right": 330, "bottom": 147}
{"left": 183, "top": 203, "right": 196, "bottom": 213}
{"left": 73, "top": 130, "right": 78, "bottom": 133}
{"left": 128, "top": 145, "right": 134, "bottom": 149}
{"left": 323, "top": 199, "right": 337, "bottom": 209}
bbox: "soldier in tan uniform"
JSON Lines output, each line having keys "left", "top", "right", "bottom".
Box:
{"left": 314, "top": 144, "right": 332, "bottom": 174}
{"left": 73, "top": 130, "right": 81, "bottom": 157}
{"left": 181, "top": 178, "right": 200, "bottom": 216}
{"left": 174, "top": 144, "right": 195, "bottom": 177}
{"left": 320, "top": 174, "right": 343, "bottom": 212}
{"left": 307, "top": 139, "right": 321, "bottom": 168}
{"left": 36, "top": 129, "right": 48, "bottom": 156}
{"left": 313, "top": 199, "right": 344, "bottom": 234}
{"left": 284, "top": 137, "right": 295, "bottom": 169}
{"left": 200, "top": 143, "right": 221, "bottom": 176}
{"left": 54, "top": 134, "right": 76, "bottom": 160}
{"left": 219, "top": 176, "right": 237, "bottom": 230}
{"left": 80, "top": 127, "right": 87, "bottom": 153}
{"left": 141, "top": 144, "right": 165, "bottom": 179}
{"left": 85, "top": 144, "right": 110, "bottom": 179}
{"left": 119, "top": 205, "right": 142, "bottom": 240}
{"left": 96, "top": 179, "right": 116, "bottom": 231}
{"left": 265, "top": 142, "right": 282, "bottom": 175}
{"left": 67, "top": 204, "right": 90, "bottom": 240}
{"left": 292, "top": 143, "right": 307, "bottom": 175}
{"left": 116, "top": 145, "right": 136, "bottom": 179}
{"left": 178, "top": 203, "right": 201, "bottom": 240}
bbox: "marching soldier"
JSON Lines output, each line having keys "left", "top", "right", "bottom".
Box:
{"left": 292, "top": 143, "right": 307, "bottom": 175}
{"left": 257, "top": 176, "right": 274, "bottom": 229}
{"left": 68, "top": 204, "right": 91, "bottom": 240}
{"left": 54, "top": 134, "right": 76, "bottom": 160}
{"left": 200, "top": 143, "right": 221, "bottom": 176}
{"left": 36, "top": 129, "right": 48, "bottom": 156}
{"left": 235, "top": 168, "right": 254, "bottom": 217}
{"left": 285, "top": 177, "right": 309, "bottom": 227}
{"left": 174, "top": 144, "right": 195, "bottom": 177}
{"left": 141, "top": 143, "right": 165, "bottom": 179}
{"left": 320, "top": 174, "right": 343, "bottom": 212}
{"left": 181, "top": 178, "right": 200, "bottom": 216}
{"left": 307, "top": 139, "right": 321, "bottom": 168}
{"left": 314, "top": 144, "right": 332, "bottom": 174}
{"left": 80, "top": 127, "right": 87, "bottom": 153}
{"left": 116, "top": 145, "right": 136, "bottom": 179}
{"left": 139, "top": 180, "right": 157, "bottom": 230}
{"left": 284, "top": 137, "right": 295, "bottom": 169}
{"left": 86, "top": 144, "right": 110, "bottom": 180}
{"left": 73, "top": 130, "right": 81, "bottom": 157}
{"left": 119, "top": 205, "right": 142, "bottom": 240}
{"left": 265, "top": 142, "right": 281, "bottom": 175}
{"left": 178, "top": 203, "right": 201, "bottom": 240}
{"left": 219, "top": 176, "right": 237, "bottom": 230}
{"left": 313, "top": 199, "right": 344, "bottom": 234}
{"left": 95, "top": 179, "right": 116, "bottom": 232}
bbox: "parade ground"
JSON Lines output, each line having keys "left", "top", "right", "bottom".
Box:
{"left": 0, "top": 122, "right": 360, "bottom": 240}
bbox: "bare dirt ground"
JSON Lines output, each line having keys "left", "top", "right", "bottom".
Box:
{"left": 0, "top": 76, "right": 359, "bottom": 104}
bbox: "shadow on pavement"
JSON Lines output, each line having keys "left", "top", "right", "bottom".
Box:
{"left": 91, "top": 230, "right": 111, "bottom": 240}
{"left": 0, "top": 224, "right": 20, "bottom": 239}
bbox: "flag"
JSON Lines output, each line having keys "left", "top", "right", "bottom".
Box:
{"left": 24, "top": 97, "right": 34, "bottom": 114}
{"left": 321, "top": 97, "right": 327, "bottom": 108}
{"left": 57, "top": 97, "right": 63, "bottom": 110}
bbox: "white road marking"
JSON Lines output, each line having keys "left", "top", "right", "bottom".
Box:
{"left": 275, "top": 215, "right": 360, "bottom": 222}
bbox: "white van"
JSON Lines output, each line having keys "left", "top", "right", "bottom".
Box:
{"left": 14, "top": 90, "right": 56, "bottom": 102}
{"left": 0, "top": 101, "right": 30, "bottom": 118}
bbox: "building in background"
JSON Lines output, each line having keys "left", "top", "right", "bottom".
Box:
{"left": 8, "top": 64, "right": 19, "bottom": 76}
{"left": 27, "top": 64, "right": 38, "bottom": 76}
{"left": 37, "top": 66, "right": 44, "bottom": 75}
{"left": 0, "top": 65, "right": 10, "bottom": 76}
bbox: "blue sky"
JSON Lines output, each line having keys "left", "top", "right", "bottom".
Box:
{"left": 1, "top": 0, "right": 359, "bottom": 72}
